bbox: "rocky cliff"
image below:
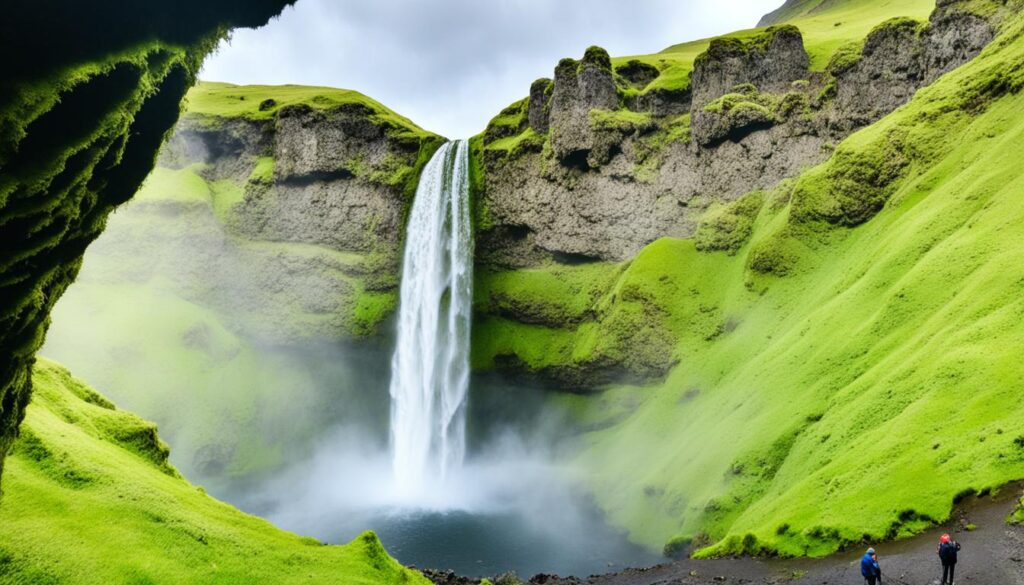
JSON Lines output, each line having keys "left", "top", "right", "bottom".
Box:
{"left": 39, "top": 83, "right": 441, "bottom": 480}
{"left": 475, "top": 4, "right": 995, "bottom": 267}
{"left": 471, "top": 0, "right": 1005, "bottom": 388}
{"left": 148, "top": 82, "right": 443, "bottom": 340}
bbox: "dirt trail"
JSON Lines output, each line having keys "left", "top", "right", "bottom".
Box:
{"left": 427, "top": 485, "right": 1024, "bottom": 585}
{"left": 533, "top": 487, "right": 1024, "bottom": 585}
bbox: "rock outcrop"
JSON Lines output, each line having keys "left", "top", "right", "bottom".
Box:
{"left": 475, "top": 4, "right": 998, "bottom": 267}
{"left": 103, "top": 83, "right": 443, "bottom": 340}
{"left": 472, "top": 0, "right": 1004, "bottom": 388}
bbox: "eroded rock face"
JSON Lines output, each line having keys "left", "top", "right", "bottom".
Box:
{"left": 148, "top": 100, "right": 443, "bottom": 335}
{"left": 691, "top": 26, "right": 810, "bottom": 105}
{"left": 477, "top": 5, "right": 996, "bottom": 267}
{"left": 832, "top": 11, "right": 994, "bottom": 131}
{"left": 547, "top": 47, "right": 621, "bottom": 168}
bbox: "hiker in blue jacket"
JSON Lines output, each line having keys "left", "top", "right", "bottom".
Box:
{"left": 860, "top": 547, "right": 882, "bottom": 585}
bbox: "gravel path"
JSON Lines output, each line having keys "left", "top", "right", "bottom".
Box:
{"left": 425, "top": 485, "right": 1024, "bottom": 585}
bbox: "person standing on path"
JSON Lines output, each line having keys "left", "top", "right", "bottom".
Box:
{"left": 860, "top": 547, "right": 882, "bottom": 585}
{"left": 938, "top": 533, "right": 962, "bottom": 585}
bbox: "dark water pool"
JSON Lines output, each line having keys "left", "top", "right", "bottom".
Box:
{"left": 321, "top": 506, "right": 661, "bottom": 578}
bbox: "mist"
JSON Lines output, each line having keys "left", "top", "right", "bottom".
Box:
{"left": 40, "top": 130, "right": 656, "bottom": 577}
{"left": 227, "top": 377, "right": 659, "bottom": 577}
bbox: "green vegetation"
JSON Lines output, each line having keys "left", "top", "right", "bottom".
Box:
{"left": 477, "top": 4, "right": 1024, "bottom": 557}
{"left": 695, "top": 191, "right": 766, "bottom": 253}
{"left": 186, "top": 81, "right": 435, "bottom": 141}
{"left": 619, "top": 0, "right": 934, "bottom": 96}
{"left": 0, "top": 359, "right": 426, "bottom": 584}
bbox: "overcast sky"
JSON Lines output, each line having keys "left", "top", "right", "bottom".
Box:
{"left": 201, "top": 0, "right": 785, "bottom": 138}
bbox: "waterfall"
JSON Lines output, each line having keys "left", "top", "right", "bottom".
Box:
{"left": 389, "top": 139, "right": 472, "bottom": 494}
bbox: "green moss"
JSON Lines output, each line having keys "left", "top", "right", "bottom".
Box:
{"left": 589, "top": 108, "right": 656, "bottom": 133}
{"left": 485, "top": 127, "right": 545, "bottom": 157}
{"left": 475, "top": 263, "right": 621, "bottom": 327}
{"left": 185, "top": 82, "right": 436, "bottom": 141}
{"left": 695, "top": 191, "right": 766, "bottom": 254}
{"left": 248, "top": 156, "right": 275, "bottom": 185}
{"left": 479, "top": 8, "right": 1024, "bottom": 559}
{"left": 483, "top": 98, "right": 529, "bottom": 142}
{"left": 825, "top": 40, "right": 864, "bottom": 74}
{"left": 869, "top": 16, "right": 927, "bottom": 38}
{"left": 352, "top": 290, "right": 398, "bottom": 337}
{"left": 0, "top": 359, "right": 428, "bottom": 584}
{"left": 580, "top": 46, "right": 613, "bottom": 72}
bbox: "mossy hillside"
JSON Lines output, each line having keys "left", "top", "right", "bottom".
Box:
{"left": 186, "top": 81, "right": 436, "bottom": 141}
{"left": 0, "top": 359, "right": 426, "bottom": 585}
{"left": 478, "top": 8, "right": 1024, "bottom": 556}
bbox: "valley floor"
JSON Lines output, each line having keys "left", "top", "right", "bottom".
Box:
{"left": 429, "top": 487, "right": 1024, "bottom": 585}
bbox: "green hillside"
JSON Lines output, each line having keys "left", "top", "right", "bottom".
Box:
{"left": 0, "top": 359, "right": 426, "bottom": 585}
{"left": 630, "top": 0, "right": 933, "bottom": 77}
{"left": 186, "top": 81, "right": 436, "bottom": 141}
{"left": 476, "top": 0, "right": 1024, "bottom": 556}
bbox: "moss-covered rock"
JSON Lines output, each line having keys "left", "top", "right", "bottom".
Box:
{"left": 0, "top": 0, "right": 296, "bottom": 490}
{"left": 695, "top": 191, "right": 765, "bottom": 254}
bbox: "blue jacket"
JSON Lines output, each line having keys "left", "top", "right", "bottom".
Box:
{"left": 861, "top": 553, "right": 881, "bottom": 577}
{"left": 939, "top": 541, "right": 961, "bottom": 565}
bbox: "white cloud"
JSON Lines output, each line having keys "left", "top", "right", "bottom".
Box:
{"left": 201, "top": 0, "right": 784, "bottom": 138}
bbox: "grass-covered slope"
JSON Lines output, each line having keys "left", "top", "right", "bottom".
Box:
{"left": 186, "top": 81, "right": 435, "bottom": 141}
{"left": 0, "top": 358, "right": 425, "bottom": 585}
{"left": 477, "top": 2, "right": 1024, "bottom": 557}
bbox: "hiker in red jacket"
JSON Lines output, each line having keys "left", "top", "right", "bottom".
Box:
{"left": 938, "top": 533, "right": 962, "bottom": 585}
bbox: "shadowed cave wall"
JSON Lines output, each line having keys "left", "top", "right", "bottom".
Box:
{"left": 0, "top": 0, "right": 295, "bottom": 489}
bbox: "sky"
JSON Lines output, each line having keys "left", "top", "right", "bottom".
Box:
{"left": 201, "top": 0, "right": 786, "bottom": 138}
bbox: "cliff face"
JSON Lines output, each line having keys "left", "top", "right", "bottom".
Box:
{"left": 471, "top": 0, "right": 1001, "bottom": 388}
{"left": 39, "top": 83, "right": 440, "bottom": 479}
{"left": 0, "top": 1, "right": 292, "bottom": 487}
{"left": 476, "top": 7, "right": 994, "bottom": 267}
{"left": 155, "top": 83, "right": 443, "bottom": 330}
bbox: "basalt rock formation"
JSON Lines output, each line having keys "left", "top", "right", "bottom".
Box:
{"left": 471, "top": 0, "right": 1005, "bottom": 388}
{"left": 152, "top": 84, "right": 442, "bottom": 338}
{"left": 476, "top": 6, "right": 996, "bottom": 267}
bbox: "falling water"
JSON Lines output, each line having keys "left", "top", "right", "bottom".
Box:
{"left": 389, "top": 140, "right": 473, "bottom": 495}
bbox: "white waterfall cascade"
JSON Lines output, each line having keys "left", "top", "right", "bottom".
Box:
{"left": 388, "top": 139, "right": 473, "bottom": 496}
